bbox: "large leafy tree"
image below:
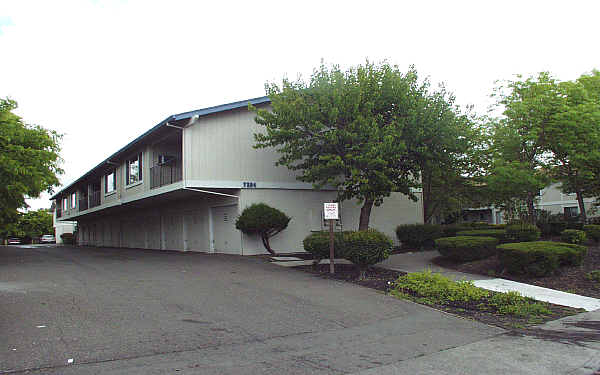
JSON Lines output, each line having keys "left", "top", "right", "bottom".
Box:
{"left": 544, "top": 72, "right": 600, "bottom": 222}
{"left": 10, "top": 209, "right": 54, "bottom": 241}
{"left": 486, "top": 73, "right": 560, "bottom": 223}
{"left": 0, "top": 99, "right": 62, "bottom": 228}
{"left": 253, "top": 62, "right": 425, "bottom": 230}
{"left": 401, "top": 84, "right": 484, "bottom": 224}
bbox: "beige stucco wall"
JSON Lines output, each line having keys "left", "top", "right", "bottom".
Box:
{"left": 239, "top": 189, "right": 423, "bottom": 255}
{"left": 184, "top": 106, "right": 309, "bottom": 188}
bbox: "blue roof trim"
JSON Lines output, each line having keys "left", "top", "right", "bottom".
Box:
{"left": 51, "top": 96, "right": 271, "bottom": 199}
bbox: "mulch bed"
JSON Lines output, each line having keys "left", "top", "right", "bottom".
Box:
{"left": 296, "top": 263, "right": 404, "bottom": 291}
{"left": 433, "top": 242, "right": 600, "bottom": 299}
{"left": 295, "top": 262, "right": 583, "bottom": 331}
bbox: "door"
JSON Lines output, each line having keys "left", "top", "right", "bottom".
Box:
{"left": 211, "top": 205, "right": 241, "bottom": 254}
{"left": 184, "top": 211, "right": 208, "bottom": 252}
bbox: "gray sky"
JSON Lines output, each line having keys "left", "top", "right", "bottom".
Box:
{"left": 1, "top": 0, "right": 599, "bottom": 210}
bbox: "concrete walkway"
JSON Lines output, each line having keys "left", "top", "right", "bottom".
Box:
{"left": 378, "top": 251, "right": 600, "bottom": 312}
{"left": 353, "top": 309, "right": 600, "bottom": 375}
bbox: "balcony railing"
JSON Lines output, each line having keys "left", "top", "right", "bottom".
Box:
{"left": 89, "top": 191, "right": 101, "bottom": 208}
{"left": 79, "top": 197, "right": 88, "bottom": 211}
{"left": 150, "top": 163, "right": 182, "bottom": 189}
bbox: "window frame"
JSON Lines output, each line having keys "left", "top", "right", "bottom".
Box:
{"left": 70, "top": 192, "right": 77, "bottom": 209}
{"left": 105, "top": 169, "right": 116, "bottom": 194}
{"left": 126, "top": 152, "right": 143, "bottom": 186}
{"left": 62, "top": 198, "right": 68, "bottom": 211}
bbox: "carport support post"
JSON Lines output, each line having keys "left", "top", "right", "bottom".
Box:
{"left": 329, "top": 219, "right": 335, "bottom": 274}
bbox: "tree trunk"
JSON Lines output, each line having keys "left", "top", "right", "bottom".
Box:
{"left": 261, "top": 234, "right": 277, "bottom": 256}
{"left": 576, "top": 190, "right": 587, "bottom": 224}
{"left": 526, "top": 192, "right": 536, "bottom": 224}
{"left": 358, "top": 199, "right": 374, "bottom": 231}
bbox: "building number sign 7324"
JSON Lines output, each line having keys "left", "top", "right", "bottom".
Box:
{"left": 243, "top": 182, "right": 257, "bottom": 188}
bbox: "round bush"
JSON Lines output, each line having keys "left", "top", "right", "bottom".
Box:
{"left": 435, "top": 236, "right": 499, "bottom": 262}
{"left": 560, "top": 229, "right": 587, "bottom": 244}
{"left": 455, "top": 229, "right": 507, "bottom": 242}
{"left": 584, "top": 225, "right": 600, "bottom": 243}
{"left": 302, "top": 231, "right": 347, "bottom": 261}
{"left": 235, "top": 203, "right": 290, "bottom": 255}
{"left": 342, "top": 229, "right": 392, "bottom": 269}
{"left": 504, "top": 224, "right": 541, "bottom": 243}
{"left": 497, "top": 241, "right": 587, "bottom": 277}
{"left": 395, "top": 224, "right": 444, "bottom": 250}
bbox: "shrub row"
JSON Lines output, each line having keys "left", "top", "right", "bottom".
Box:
{"left": 504, "top": 224, "right": 540, "bottom": 242}
{"left": 435, "top": 236, "right": 498, "bottom": 262}
{"left": 455, "top": 229, "right": 507, "bottom": 242}
{"left": 396, "top": 223, "right": 507, "bottom": 250}
{"left": 560, "top": 229, "right": 587, "bottom": 244}
{"left": 497, "top": 241, "right": 587, "bottom": 277}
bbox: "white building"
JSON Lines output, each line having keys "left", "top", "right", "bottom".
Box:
{"left": 52, "top": 97, "right": 422, "bottom": 254}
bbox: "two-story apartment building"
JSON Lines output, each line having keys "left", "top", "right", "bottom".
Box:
{"left": 52, "top": 97, "right": 422, "bottom": 255}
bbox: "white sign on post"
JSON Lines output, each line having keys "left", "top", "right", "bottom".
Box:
{"left": 323, "top": 203, "right": 339, "bottom": 220}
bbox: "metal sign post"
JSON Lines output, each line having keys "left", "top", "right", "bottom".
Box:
{"left": 323, "top": 203, "right": 339, "bottom": 274}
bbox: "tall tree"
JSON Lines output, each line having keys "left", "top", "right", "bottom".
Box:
{"left": 544, "top": 73, "right": 600, "bottom": 222}
{"left": 253, "top": 62, "right": 424, "bottom": 230}
{"left": 401, "top": 83, "right": 484, "bottom": 224}
{"left": 486, "top": 73, "right": 561, "bottom": 223}
{"left": 0, "top": 99, "right": 62, "bottom": 228}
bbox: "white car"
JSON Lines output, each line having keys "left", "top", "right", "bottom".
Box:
{"left": 40, "top": 235, "right": 56, "bottom": 243}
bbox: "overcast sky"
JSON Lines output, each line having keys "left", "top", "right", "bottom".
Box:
{"left": 1, "top": 0, "right": 599, "bottom": 210}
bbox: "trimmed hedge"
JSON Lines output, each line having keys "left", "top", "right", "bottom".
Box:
{"left": 497, "top": 241, "right": 587, "bottom": 277}
{"left": 435, "top": 236, "right": 499, "bottom": 262}
{"left": 455, "top": 229, "right": 507, "bottom": 242}
{"left": 303, "top": 231, "right": 347, "bottom": 261}
{"left": 396, "top": 224, "right": 444, "bottom": 250}
{"left": 341, "top": 229, "right": 392, "bottom": 271}
{"left": 584, "top": 225, "right": 600, "bottom": 243}
{"left": 303, "top": 229, "right": 392, "bottom": 278}
{"left": 560, "top": 229, "right": 587, "bottom": 244}
{"left": 504, "top": 224, "right": 541, "bottom": 242}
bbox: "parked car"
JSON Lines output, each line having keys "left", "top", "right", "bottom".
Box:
{"left": 7, "top": 237, "right": 21, "bottom": 245}
{"left": 40, "top": 234, "right": 56, "bottom": 243}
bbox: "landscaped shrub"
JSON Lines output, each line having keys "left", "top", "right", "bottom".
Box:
{"left": 235, "top": 203, "right": 290, "bottom": 255}
{"left": 434, "top": 236, "right": 498, "bottom": 262}
{"left": 560, "top": 229, "right": 587, "bottom": 244}
{"left": 303, "top": 231, "right": 347, "bottom": 262}
{"left": 566, "top": 221, "right": 584, "bottom": 230}
{"left": 60, "top": 232, "right": 75, "bottom": 245}
{"left": 488, "top": 291, "right": 551, "bottom": 317}
{"left": 441, "top": 224, "right": 472, "bottom": 237}
{"left": 391, "top": 271, "right": 489, "bottom": 305}
{"left": 584, "top": 225, "right": 600, "bottom": 243}
{"left": 341, "top": 229, "right": 392, "bottom": 279}
{"left": 497, "top": 241, "right": 587, "bottom": 277}
{"left": 504, "top": 223, "right": 541, "bottom": 242}
{"left": 395, "top": 224, "right": 444, "bottom": 250}
{"left": 455, "top": 229, "right": 507, "bottom": 242}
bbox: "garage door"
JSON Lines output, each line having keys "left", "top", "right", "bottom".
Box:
{"left": 211, "top": 205, "right": 241, "bottom": 254}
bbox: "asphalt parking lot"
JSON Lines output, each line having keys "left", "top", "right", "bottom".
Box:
{"left": 0, "top": 245, "right": 507, "bottom": 374}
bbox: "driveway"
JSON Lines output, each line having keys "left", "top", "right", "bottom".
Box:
{"left": 0, "top": 245, "right": 592, "bottom": 374}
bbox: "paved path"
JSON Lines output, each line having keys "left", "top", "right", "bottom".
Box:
{"left": 378, "top": 251, "right": 600, "bottom": 311}
{"left": 2, "top": 245, "right": 598, "bottom": 374}
{"left": 0, "top": 245, "right": 501, "bottom": 374}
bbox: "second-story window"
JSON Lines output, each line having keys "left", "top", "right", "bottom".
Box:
{"left": 105, "top": 170, "right": 116, "bottom": 193}
{"left": 62, "top": 198, "right": 68, "bottom": 211}
{"left": 70, "top": 193, "right": 77, "bottom": 209}
{"left": 126, "top": 152, "right": 143, "bottom": 185}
